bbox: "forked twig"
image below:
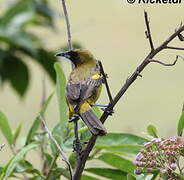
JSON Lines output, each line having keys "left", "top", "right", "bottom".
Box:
{"left": 148, "top": 56, "right": 178, "bottom": 66}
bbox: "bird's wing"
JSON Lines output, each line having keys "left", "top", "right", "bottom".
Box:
{"left": 66, "top": 82, "right": 81, "bottom": 100}
{"left": 66, "top": 73, "right": 103, "bottom": 111}
{"left": 80, "top": 74, "right": 103, "bottom": 100}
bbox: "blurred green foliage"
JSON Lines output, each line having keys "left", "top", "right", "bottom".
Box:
{"left": 0, "top": 0, "right": 58, "bottom": 96}
{"left": 0, "top": 63, "right": 148, "bottom": 179}
{"left": 0, "top": 61, "right": 183, "bottom": 179}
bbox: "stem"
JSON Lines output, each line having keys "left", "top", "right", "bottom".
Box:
{"left": 46, "top": 154, "right": 59, "bottom": 180}
{"left": 60, "top": 0, "right": 73, "bottom": 50}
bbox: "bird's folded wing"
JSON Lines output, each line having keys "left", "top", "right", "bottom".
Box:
{"left": 66, "top": 74, "right": 103, "bottom": 110}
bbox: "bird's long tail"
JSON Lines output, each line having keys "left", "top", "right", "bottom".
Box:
{"left": 79, "top": 102, "right": 107, "bottom": 136}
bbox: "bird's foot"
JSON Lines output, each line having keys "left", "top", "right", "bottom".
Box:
{"left": 68, "top": 114, "right": 80, "bottom": 123}
{"left": 101, "top": 107, "right": 114, "bottom": 115}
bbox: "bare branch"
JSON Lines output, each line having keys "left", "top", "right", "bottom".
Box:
{"left": 72, "top": 13, "right": 184, "bottom": 180}
{"left": 166, "top": 46, "right": 184, "bottom": 51}
{"left": 144, "top": 11, "right": 154, "bottom": 51}
{"left": 148, "top": 56, "right": 178, "bottom": 66}
{"left": 98, "top": 61, "right": 113, "bottom": 102}
{"left": 39, "top": 115, "right": 73, "bottom": 179}
{"left": 60, "top": 0, "right": 73, "bottom": 50}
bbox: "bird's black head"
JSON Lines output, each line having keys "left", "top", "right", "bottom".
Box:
{"left": 55, "top": 49, "right": 95, "bottom": 66}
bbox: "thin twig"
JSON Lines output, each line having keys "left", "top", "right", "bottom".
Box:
{"left": 46, "top": 154, "right": 59, "bottom": 180}
{"left": 148, "top": 56, "right": 178, "bottom": 66}
{"left": 73, "top": 12, "right": 184, "bottom": 180}
{"left": 166, "top": 46, "right": 184, "bottom": 51}
{"left": 60, "top": 0, "right": 73, "bottom": 50}
{"left": 40, "top": 76, "right": 50, "bottom": 176}
{"left": 39, "top": 115, "right": 73, "bottom": 180}
{"left": 144, "top": 11, "right": 154, "bottom": 51}
{"left": 98, "top": 61, "right": 113, "bottom": 103}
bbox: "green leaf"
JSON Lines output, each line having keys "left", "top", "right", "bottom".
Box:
{"left": 36, "top": 49, "right": 57, "bottom": 82}
{"left": 0, "top": 111, "right": 14, "bottom": 146}
{"left": 127, "top": 174, "right": 136, "bottom": 180}
{"left": 175, "top": 172, "right": 184, "bottom": 180}
{"left": 40, "top": 92, "right": 54, "bottom": 116}
{"left": 3, "top": 143, "right": 38, "bottom": 179}
{"left": 30, "top": 176, "right": 45, "bottom": 180}
{"left": 1, "top": 0, "right": 35, "bottom": 28}
{"left": 95, "top": 133, "right": 147, "bottom": 155}
{"left": 177, "top": 105, "right": 184, "bottom": 136}
{"left": 15, "top": 160, "right": 40, "bottom": 175}
{"left": 54, "top": 62, "right": 67, "bottom": 128}
{"left": 25, "top": 116, "right": 41, "bottom": 145}
{"left": 47, "top": 168, "right": 70, "bottom": 180}
{"left": 81, "top": 175, "right": 99, "bottom": 180}
{"left": 85, "top": 168, "right": 127, "bottom": 180}
{"left": 92, "top": 106, "right": 102, "bottom": 119}
{"left": 1, "top": 55, "right": 29, "bottom": 96}
{"left": 98, "top": 153, "right": 136, "bottom": 173}
{"left": 135, "top": 174, "right": 154, "bottom": 180}
{"left": 147, "top": 125, "right": 158, "bottom": 138}
{"left": 13, "top": 124, "right": 22, "bottom": 145}
{"left": 33, "top": 1, "right": 56, "bottom": 26}
{"left": 25, "top": 92, "right": 54, "bottom": 145}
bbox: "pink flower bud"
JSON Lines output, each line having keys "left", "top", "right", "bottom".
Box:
{"left": 160, "top": 168, "right": 168, "bottom": 174}
{"left": 135, "top": 168, "right": 142, "bottom": 175}
{"left": 144, "top": 142, "right": 152, "bottom": 147}
{"left": 169, "top": 162, "right": 177, "bottom": 170}
{"left": 151, "top": 138, "right": 162, "bottom": 143}
{"left": 136, "top": 153, "right": 144, "bottom": 161}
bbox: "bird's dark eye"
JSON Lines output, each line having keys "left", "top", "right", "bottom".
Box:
{"left": 68, "top": 51, "right": 78, "bottom": 58}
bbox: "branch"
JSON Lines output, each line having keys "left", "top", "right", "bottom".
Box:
{"left": 72, "top": 12, "right": 184, "bottom": 180}
{"left": 166, "top": 46, "right": 184, "bottom": 51}
{"left": 98, "top": 61, "right": 113, "bottom": 102}
{"left": 144, "top": 11, "right": 154, "bottom": 51}
{"left": 148, "top": 56, "right": 178, "bottom": 66}
{"left": 60, "top": 0, "right": 73, "bottom": 50}
{"left": 39, "top": 115, "right": 73, "bottom": 180}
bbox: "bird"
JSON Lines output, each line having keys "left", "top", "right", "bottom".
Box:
{"left": 56, "top": 49, "right": 107, "bottom": 136}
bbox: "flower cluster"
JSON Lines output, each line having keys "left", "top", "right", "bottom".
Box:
{"left": 134, "top": 137, "right": 184, "bottom": 179}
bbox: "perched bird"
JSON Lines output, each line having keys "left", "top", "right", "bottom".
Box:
{"left": 56, "top": 49, "right": 107, "bottom": 136}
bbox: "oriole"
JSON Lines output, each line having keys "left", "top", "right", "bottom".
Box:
{"left": 56, "top": 49, "right": 107, "bottom": 136}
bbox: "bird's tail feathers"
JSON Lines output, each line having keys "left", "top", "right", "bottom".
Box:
{"left": 79, "top": 105, "right": 107, "bottom": 136}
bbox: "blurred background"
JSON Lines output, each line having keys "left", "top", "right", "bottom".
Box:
{"left": 0, "top": 0, "right": 183, "bottom": 165}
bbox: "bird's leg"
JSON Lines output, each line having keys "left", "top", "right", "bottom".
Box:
{"left": 92, "top": 104, "right": 108, "bottom": 108}
{"left": 68, "top": 114, "right": 80, "bottom": 123}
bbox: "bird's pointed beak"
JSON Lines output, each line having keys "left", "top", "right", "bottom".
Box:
{"left": 55, "top": 51, "right": 71, "bottom": 59}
